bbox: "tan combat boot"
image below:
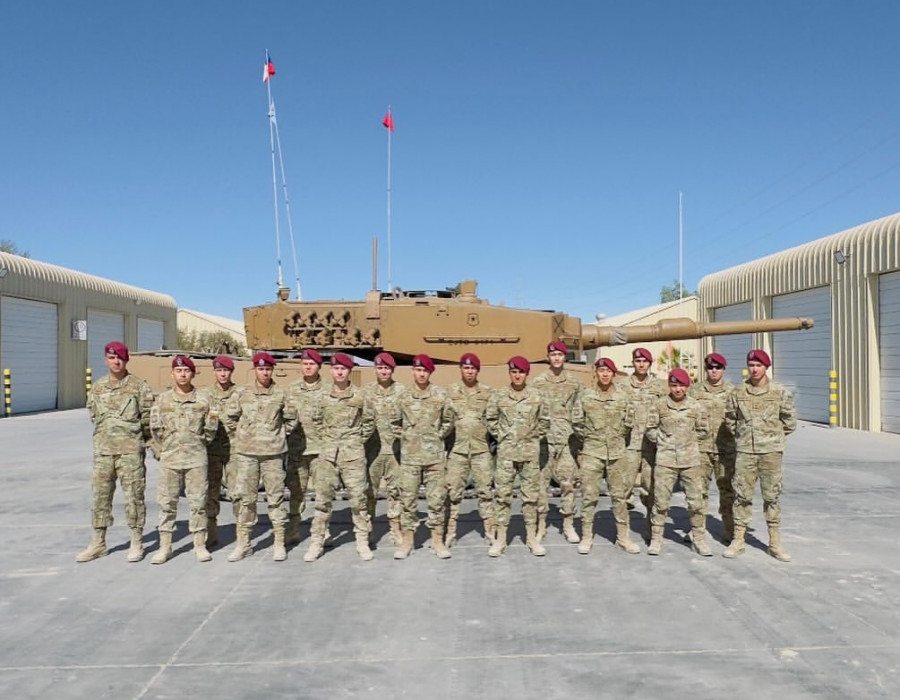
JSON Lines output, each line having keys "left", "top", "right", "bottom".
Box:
{"left": 445, "top": 517, "right": 459, "bottom": 549}
{"left": 722, "top": 525, "right": 746, "bottom": 558}
{"left": 488, "top": 526, "right": 508, "bottom": 557}
{"left": 227, "top": 527, "right": 254, "bottom": 562}
{"left": 272, "top": 527, "right": 287, "bottom": 562}
{"left": 525, "top": 523, "right": 546, "bottom": 557}
{"left": 482, "top": 516, "right": 497, "bottom": 545}
{"left": 76, "top": 527, "right": 108, "bottom": 563}
{"left": 151, "top": 531, "right": 173, "bottom": 565}
{"left": 285, "top": 515, "right": 301, "bottom": 546}
{"left": 302, "top": 533, "right": 323, "bottom": 562}
{"left": 577, "top": 519, "right": 593, "bottom": 555}
{"left": 615, "top": 523, "right": 641, "bottom": 554}
{"left": 536, "top": 518, "right": 547, "bottom": 544}
{"left": 126, "top": 529, "right": 144, "bottom": 563}
{"left": 206, "top": 518, "right": 218, "bottom": 548}
{"left": 355, "top": 533, "right": 374, "bottom": 561}
{"left": 388, "top": 517, "right": 402, "bottom": 546}
{"left": 646, "top": 526, "right": 664, "bottom": 556}
{"left": 767, "top": 526, "right": 792, "bottom": 562}
{"left": 691, "top": 530, "right": 713, "bottom": 557}
{"left": 393, "top": 530, "right": 414, "bottom": 560}
{"left": 431, "top": 528, "right": 452, "bottom": 559}
{"left": 193, "top": 531, "right": 212, "bottom": 562}
{"left": 562, "top": 515, "right": 580, "bottom": 544}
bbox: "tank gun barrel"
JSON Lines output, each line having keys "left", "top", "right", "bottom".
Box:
{"left": 581, "top": 317, "right": 815, "bottom": 350}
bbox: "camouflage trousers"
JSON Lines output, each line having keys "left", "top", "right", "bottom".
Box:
{"left": 494, "top": 458, "right": 541, "bottom": 528}
{"left": 313, "top": 456, "right": 370, "bottom": 537}
{"left": 90, "top": 452, "right": 147, "bottom": 530}
{"left": 445, "top": 450, "right": 495, "bottom": 522}
{"left": 367, "top": 451, "right": 401, "bottom": 522}
{"left": 625, "top": 444, "right": 657, "bottom": 514}
{"left": 285, "top": 452, "right": 319, "bottom": 519}
{"left": 700, "top": 451, "right": 735, "bottom": 520}
{"left": 398, "top": 461, "right": 447, "bottom": 532}
{"left": 207, "top": 451, "right": 232, "bottom": 521}
{"left": 732, "top": 452, "right": 784, "bottom": 528}
{"left": 650, "top": 463, "right": 705, "bottom": 529}
{"left": 157, "top": 461, "right": 208, "bottom": 534}
{"left": 233, "top": 454, "right": 287, "bottom": 530}
{"left": 539, "top": 442, "right": 579, "bottom": 518}
{"left": 581, "top": 454, "right": 639, "bottom": 532}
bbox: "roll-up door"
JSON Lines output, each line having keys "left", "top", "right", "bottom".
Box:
{"left": 772, "top": 287, "right": 831, "bottom": 424}
{"left": 87, "top": 310, "right": 125, "bottom": 376}
{"left": 137, "top": 318, "right": 165, "bottom": 352}
{"left": 879, "top": 271, "right": 900, "bottom": 433}
{"left": 0, "top": 296, "right": 59, "bottom": 413}
{"left": 712, "top": 303, "right": 753, "bottom": 385}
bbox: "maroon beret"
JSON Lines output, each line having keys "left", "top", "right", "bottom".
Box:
{"left": 252, "top": 352, "right": 277, "bottom": 368}
{"left": 412, "top": 354, "right": 435, "bottom": 373}
{"left": 300, "top": 348, "right": 323, "bottom": 365}
{"left": 172, "top": 355, "right": 196, "bottom": 372}
{"left": 460, "top": 353, "right": 481, "bottom": 370}
{"left": 632, "top": 347, "right": 653, "bottom": 363}
{"left": 374, "top": 352, "right": 396, "bottom": 369}
{"left": 747, "top": 349, "right": 771, "bottom": 368}
{"left": 508, "top": 356, "right": 531, "bottom": 374}
{"left": 704, "top": 353, "right": 727, "bottom": 369}
{"left": 213, "top": 355, "right": 235, "bottom": 371}
{"left": 668, "top": 368, "right": 691, "bottom": 386}
{"left": 104, "top": 342, "right": 129, "bottom": 362}
{"left": 331, "top": 352, "right": 354, "bottom": 369}
{"left": 594, "top": 357, "right": 618, "bottom": 373}
{"left": 547, "top": 340, "right": 568, "bottom": 355}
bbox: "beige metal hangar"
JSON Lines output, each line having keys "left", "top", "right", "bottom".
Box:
{"left": 0, "top": 252, "right": 176, "bottom": 413}
{"left": 698, "top": 212, "right": 900, "bottom": 432}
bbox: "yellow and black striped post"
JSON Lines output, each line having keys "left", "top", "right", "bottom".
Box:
{"left": 829, "top": 370, "right": 839, "bottom": 427}
{"left": 85, "top": 367, "right": 92, "bottom": 402}
{"left": 3, "top": 369, "right": 11, "bottom": 417}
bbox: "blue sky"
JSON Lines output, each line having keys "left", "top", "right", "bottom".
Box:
{"left": 2, "top": 2, "right": 899, "bottom": 323}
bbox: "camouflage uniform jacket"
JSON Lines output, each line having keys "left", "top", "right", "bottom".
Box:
{"left": 360, "top": 380, "right": 407, "bottom": 455}
{"left": 689, "top": 379, "right": 736, "bottom": 455}
{"left": 725, "top": 379, "right": 797, "bottom": 454}
{"left": 150, "top": 388, "right": 218, "bottom": 464}
{"left": 574, "top": 382, "right": 633, "bottom": 461}
{"left": 87, "top": 372, "right": 154, "bottom": 455}
{"left": 531, "top": 369, "right": 582, "bottom": 448}
{"left": 224, "top": 380, "right": 298, "bottom": 457}
{"left": 286, "top": 376, "right": 325, "bottom": 456}
{"left": 446, "top": 380, "right": 493, "bottom": 456}
{"left": 646, "top": 395, "right": 708, "bottom": 468}
{"left": 486, "top": 385, "right": 549, "bottom": 462}
{"left": 394, "top": 384, "right": 454, "bottom": 466}
{"left": 312, "top": 384, "right": 376, "bottom": 462}
{"left": 624, "top": 374, "right": 667, "bottom": 451}
{"left": 204, "top": 383, "right": 236, "bottom": 457}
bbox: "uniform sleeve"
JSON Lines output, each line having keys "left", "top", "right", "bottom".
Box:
{"left": 572, "top": 394, "right": 585, "bottom": 439}
{"left": 391, "top": 396, "right": 404, "bottom": 439}
{"left": 282, "top": 392, "right": 299, "bottom": 436}
{"left": 203, "top": 400, "right": 219, "bottom": 446}
{"left": 724, "top": 391, "right": 737, "bottom": 436}
{"left": 86, "top": 386, "right": 99, "bottom": 424}
{"left": 149, "top": 398, "right": 164, "bottom": 444}
{"left": 645, "top": 400, "right": 660, "bottom": 443}
{"left": 138, "top": 381, "right": 155, "bottom": 443}
{"left": 440, "top": 395, "right": 455, "bottom": 440}
{"left": 780, "top": 387, "right": 797, "bottom": 436}
{"left": 695, "top": 402, "right": 709, "bottom": 441}
{"left": 537, "top": 397, "right": 551, "bottom": 440}
{"left": 223, "top": 389, "right": 243, "bottom": 432}
{"left": 485, "top": 393, "right": 499, "bottom": 438}
{"left": 361, "top": 397, "right": 376, "bottom": 442}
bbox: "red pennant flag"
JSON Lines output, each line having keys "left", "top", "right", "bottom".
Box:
{"left": 382, "top": 111, "right": 394, "bottom": 132}
{"left": 263, "top": 52, "right": 276, "bottom": 83}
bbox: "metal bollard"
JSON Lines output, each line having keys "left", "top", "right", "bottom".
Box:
{"left": 829, "top": 370, "right": 838, "bottom": 427}
{"left": 3, "top": 369, "right": 10, "bottom": 417}
{"left": 85, "top": 367, "right": 92, "bottom": 402}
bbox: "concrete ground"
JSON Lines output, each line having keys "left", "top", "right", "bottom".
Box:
{"left": 0, "top": 410, "right": 898, "bottom": 700}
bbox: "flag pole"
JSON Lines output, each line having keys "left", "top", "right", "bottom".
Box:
{"left": 265, "top": 50, "right": 284, "bottom": 296}
{"left": 385, "top": 105, "right": 393, "bottom": 293}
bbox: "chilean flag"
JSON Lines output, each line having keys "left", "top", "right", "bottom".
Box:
{"left": 263, "top": 52, "right": 276, "bottom": 82}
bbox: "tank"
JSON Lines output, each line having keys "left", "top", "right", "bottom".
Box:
{"left": 243, "top": 279, "right": 814, "bottom": 364}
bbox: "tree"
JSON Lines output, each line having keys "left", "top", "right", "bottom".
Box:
{"left": 177, "top": 329, "right": 247, "bottom": 357}
{"left": 659, "top": 279, "right": 696, "bottom": 303}
{"left": 0, "top": 239, "right": 30, "bottom": 258}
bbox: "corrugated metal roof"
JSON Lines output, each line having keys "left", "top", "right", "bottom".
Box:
{"left": 177, "top": 308, "right": 245, "bottom": 336}
{"left": 590, "top": 296, "right": 699, "bottom": 327}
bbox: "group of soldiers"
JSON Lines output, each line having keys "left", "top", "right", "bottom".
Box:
{"left": 75, "top": 338, "right": 797, "bottom": 565}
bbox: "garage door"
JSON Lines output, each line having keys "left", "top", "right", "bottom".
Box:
{"left": 88, "top": 310, "right": 125, "bottom": 377}
{"left": 712, "top": 303, "right": 753, "bottom": 386}
{"left": 772, "top": 287, "right": 832, "bottom": 424}
{"left": 879, "top": 271, "right": 900, "bottom": 433}
{"left": 137, "top": 318, "right": 165, "bottom": 352}
{"left": 0, "top": 296, "right": 59, "bottom": 413}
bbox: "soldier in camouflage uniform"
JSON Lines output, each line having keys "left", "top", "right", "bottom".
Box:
{"left": 284, "top": 349, "right": 325, "bottom": 545}
{"left": 223, "top": 353, "right": 298, "bottom": 562}
{"left": 532, "top": 340, "right": 583, "bottom": 545}
{"left": 645, "top": 368, "right": 709, "bottom": 556}
{"left": 723, "top": 349, "right": 797, "bottom": 562}
{"left": 361, "top": 352, "right": 405, "bottom": 546}
{"left": 574, "top": 358, "right": 640, "bottom": 555}
{"left": 303, "top": 354, "right": 376, "bottom": 562}
{"left": 486, "top": 356, "right": 549, "bottom": 557}
{"left": 689, "top": 353, "right": 736, "bottom": 544}
{"left": 204, "top": 355, "right": 237, "bottom": 548}
{"left": 623, "top": 347, "right": 667, "bottom": 542}
{"left": 393, "top": 354, "right": 455, "bottom": 560}
{"left": 149, "top": 356, "right": 218, "bottom": 564}
{"left": 77, "top": 342, "right": 154, "bottom": 564}
{"left": 444, "top": 353, "right": 495, "bottom": 548}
